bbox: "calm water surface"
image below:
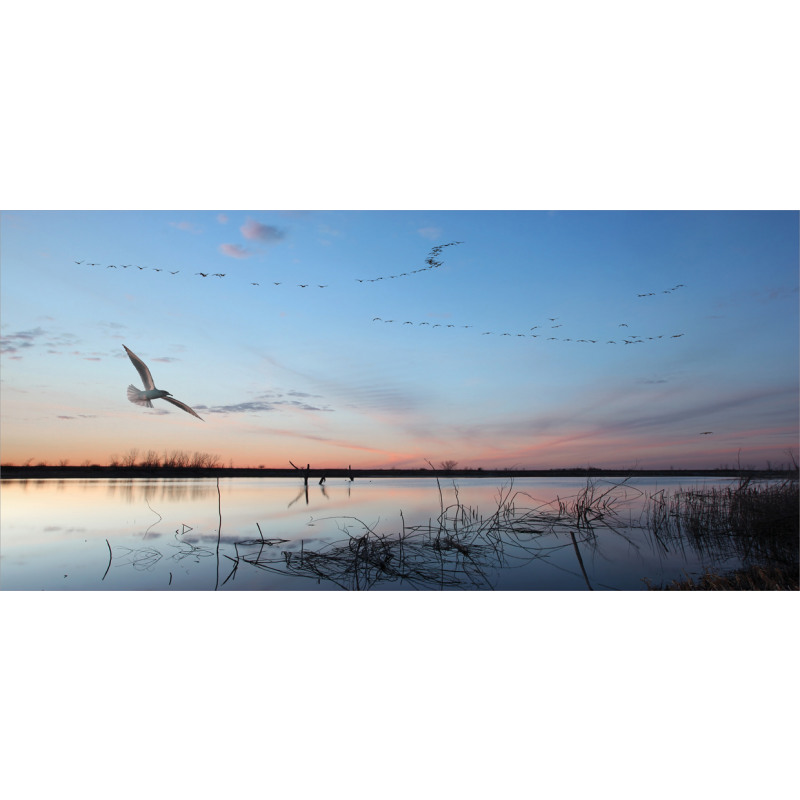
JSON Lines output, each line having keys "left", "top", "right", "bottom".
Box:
{"left": 1, "top": 476, "right": 751, "bottom": 590}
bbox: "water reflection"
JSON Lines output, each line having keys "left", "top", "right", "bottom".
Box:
{"left": 95, "top": 480, "right": 678, "bottom": 590}
{"left": 3, "top": 477, "right": 229, "bottom": 507}
{"left": 234, "top": 518, "right": 601, "bottom": 591}
{"left": 2, "top": 476, "right": 795, "bottom": 590}
{"left": 104, "top": 478, "right": 222, "bottom": 503}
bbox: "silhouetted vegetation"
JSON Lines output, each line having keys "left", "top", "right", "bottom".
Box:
{"left": 646, "top": 565, "right": 798, "bottom": 590}
{"left": 82, "top": 472, "right": 800, "bottom": 590}
{"left": 106, "top": 449, "right": 221, "bottom": 469}
{"left": 643, "top": 477, "right": 798, "bottom": 590}
{"left": 222, "top": 476, "right": 798, "bottom": 590}
{"left": 227, "top": 482, "right": 590, "bottom": 590}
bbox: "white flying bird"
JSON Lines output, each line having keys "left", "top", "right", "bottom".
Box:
{"left": 123, "top": 344, "right": 203, "bottom": 420}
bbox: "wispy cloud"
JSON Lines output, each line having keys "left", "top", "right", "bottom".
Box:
{"left": 2, "top": 328, "right": 120, "bottom": 363}
{"left": 383, "top": 381, "right": 800, "bottom": 469}
{"left": 486, "top": 384, "right": 800, "bottom": 454}
{"left": 257, "top": 354, "right": 427, "bottom": 416}
{"left": 0, "top": 326, "right": 47, "bottom": 355}
{"left": 317, "top": 224, "right": 342, "bottom": 239}
{"left": 169, "top": 221, "right": 202, "bottom": 234}
{"left": 418, "top": 226, "right": 442, "bottom": 240}
{"left": 217, "top": 213, "right": 228, "bottom": 224}
{"left": 194, "top": 401, "right": 274, "bottom": 414}
{"left": 219, "top": 243, "right": 252, "bottom": 259}
{"left": 46, "top": 332, "right": 81, "bottom": 349}
{"left": 194, "top": 390, "right": 333, "bottom": 415}
{"left": 240, "top": 219, "right": 285, "bottom": 243}
{"left": 338, "top": 380, "right": 426, "bottom": 414}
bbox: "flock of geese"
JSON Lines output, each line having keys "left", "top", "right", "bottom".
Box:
{"left": 372, "top": 317, "right": 685, "bottom": 345}
{"left": 637, "top": 284, "right": 685, "bottom": 296}
{"left": 73, "top": 241, "right": 687, "bottom": 345}
{"left": 370, "top": 314, "right": 686, "bottom": 345}
{"left": 71, "top": 241, "right": 464, "bottom": 289}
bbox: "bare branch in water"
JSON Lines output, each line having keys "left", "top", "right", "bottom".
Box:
{"left": 102, "top": 538, "right": 112, "bottom": 581}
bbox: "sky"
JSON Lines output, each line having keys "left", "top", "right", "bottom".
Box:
{"left": 2, "top": 210, "right": 797, "bottom": 470}
{"left": 2, "top": 5, "right": 799, "bottom": 796}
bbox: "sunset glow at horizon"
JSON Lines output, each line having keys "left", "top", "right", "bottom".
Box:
{"left": 1, "top": 210, "right": 797, "bottom": 471}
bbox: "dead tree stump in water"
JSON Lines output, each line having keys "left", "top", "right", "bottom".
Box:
{"left": 290, "top": 461, "right": 310, "bottom": 486}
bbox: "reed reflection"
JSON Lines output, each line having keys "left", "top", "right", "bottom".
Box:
{"left": 5, "top": 475, "right": 796, "bottom": 590}
{"left": 103, "top": 478, "right": 220, "bottom": 504}
{"left": 102, "top": 480, "right": 647, "bottom": 590}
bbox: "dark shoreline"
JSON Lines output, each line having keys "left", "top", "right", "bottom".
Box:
{"left": 2, "top": 465, "right": 795, "bottom": 481}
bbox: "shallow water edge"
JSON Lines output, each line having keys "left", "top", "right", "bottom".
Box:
{"left": 3, "top": 465, "right": 794, "bottom": 481}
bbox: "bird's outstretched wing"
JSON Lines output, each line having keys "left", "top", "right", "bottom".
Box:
{"left": 163, "top": 395, "right": 204, "bottom": 421}
{"left": 123, "top": 345, "right": 155, "bottom": 390}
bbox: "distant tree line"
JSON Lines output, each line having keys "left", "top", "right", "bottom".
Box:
{"left": 2, "top": 449, "right": 222, "bottom": 470}
{"left": 107, "top": 449, "right": 221, "bottom": 469}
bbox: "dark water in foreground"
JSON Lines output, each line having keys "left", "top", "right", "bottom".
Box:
{"left": 0, "top": 476, "right": 775, "bottom": 590}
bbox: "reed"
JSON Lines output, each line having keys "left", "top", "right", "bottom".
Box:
{"left": 233, "top": 481, "right": 619, "bottom": 590}
{"left": 102, "top": 476, "right": 795, "bottom": 591}
{"left": 644, "top": 478, "right": 799, "bottom": 573}
{"left": 232, "top": 477, "right": 797, "bottom": 590}
{"left": 557, "top": 476, "right": 639, "bottom": 525}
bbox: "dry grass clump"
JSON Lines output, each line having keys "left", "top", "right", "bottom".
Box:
{"left": 647, "top": 480, "right": 797, "bottom": 558}
{"left": 239, "top": 511, "right": 511, "bottom": 590}
{"left": 647, "top": 565, "right": 799, "bottom": 591}
{"left": 556, "top": 477, "right": 638, "bottom": 525}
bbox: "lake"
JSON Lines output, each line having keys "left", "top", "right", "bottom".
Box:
{"left": 0, "top": 475, "right": 771, "bottom": 590}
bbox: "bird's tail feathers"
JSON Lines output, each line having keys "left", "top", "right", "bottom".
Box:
{"left": 127, "top": 384, "right": 153, "bottom": 408}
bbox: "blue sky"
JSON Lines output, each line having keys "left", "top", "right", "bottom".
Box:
{"left": 2, "top": 210, "right": 797, "bottom": 469}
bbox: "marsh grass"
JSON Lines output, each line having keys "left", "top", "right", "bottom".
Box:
{"left": 646, "top": 565, "right": 799, "bottom": 591}
{"left": 557, "top": 477, "right": 640, "bottom": 525}
{"left": 643, "top": 478, "right": 798, "bottom": 589}
{"left": 231, "top": 481, "right": 626, "bottom": 590}
{"left": 102, "top": 475, "right": 797, "bottom": 590}
{"left": 233, "top": 477, "right": 797, "bottom": 590}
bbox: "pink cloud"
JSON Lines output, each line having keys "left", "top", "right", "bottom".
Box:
{"left": 240, "top": 219, "right": 285, "bottom": 243}
{"left": 219, "top": 243, "right": 251, "bottom": 259}
{"left": 217, "top": 213, "right": 228, "bottom": 224}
